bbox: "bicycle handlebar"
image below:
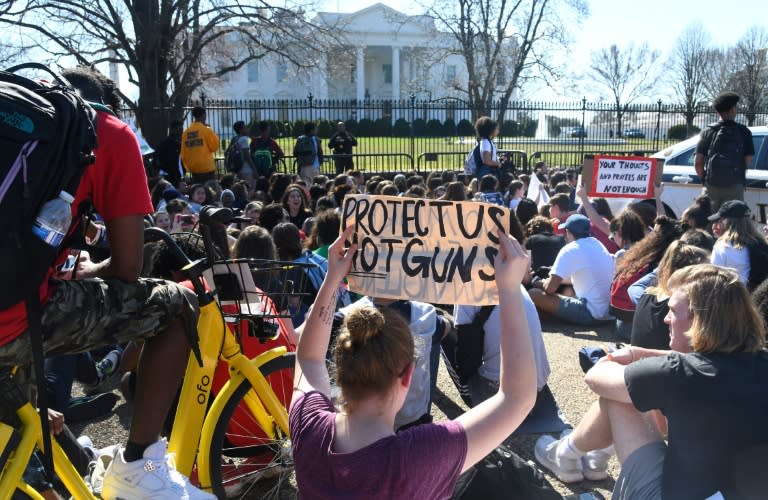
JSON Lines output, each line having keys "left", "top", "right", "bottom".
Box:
{"left": 144, "top": 227, "right": 194, "bottom": 268}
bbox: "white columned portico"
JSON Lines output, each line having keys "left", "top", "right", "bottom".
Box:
{"left": 356, "top": 47, "right": 365, "bottom": 103}
{"left": 392, "top": 46, "right": 400, "bottom": 100}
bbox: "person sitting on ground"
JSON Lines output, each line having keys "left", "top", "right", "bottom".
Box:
{"left": 627, "top": 227, "right": 715, "bottom": 305}
{"left": 475, "top": 174, "right": 504, "bottom": 206}
{"left": 607, "top": 211, "right": 646, "bottom": 262}
{"left": 681, "top": 194, "right": 713, "bottom": 230}
{"left": 306, "top": 209, "right": 341, "bottom": 259}
{"left": 524, "top": 216, "right": 565, "bottom": 279}
{"left": 332, "top": 294, "right": 451, "bottom": 430}
{"left": 528, "top": 215, "right": 614, "bottom": 326}
{"left": 440, "top": 181, "right": 467, "bottom": 202}
{"left": 282, "top": 184, "right": 312, "bottom": 229}
{"left": 507, "top": 180, "right": 525, "bottom": 211}
{"left": 290, "top": 227, "right": 537, "bottom": 498}
{"left": 609, "top": 216, "right": 684, "bottom": 340}
{"left": 709, "top": 199, "right": 768, "bottom": 290}
{"left": 535, "top": 264, "right": 768, "bottom": 500}
{"left": 259, "top": 203, "right": 288, "bottom": 233}
{"left": 548, "top": 193, "right": 573, "bottom": 235}
{"left": 516, "top": 197, "right": 539, "bottom": 227}
{"left": 630, "top": 241, "right": 709, "bottom": 350}
{"left": 453, "top": 284, "right": 550, "bottom": 407}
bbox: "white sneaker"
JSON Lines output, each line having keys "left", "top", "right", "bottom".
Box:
{"left": 101, "top": 439, "right": 215, "bottom": 500}
{"left": 534, "top": 435, "right": 584, "bottom": 483}
{"left": 582, "top": 446, "right": 613, "bottom": 481}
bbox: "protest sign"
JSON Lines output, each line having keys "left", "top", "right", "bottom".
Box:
{"left": 341, "top": 194, "right": 513, "bottom": 305}
{"left": 584, "top": 155, "right": 659, "bottom": 199}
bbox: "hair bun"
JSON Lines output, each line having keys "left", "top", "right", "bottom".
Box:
{"left": 346, "top": 306, "right": 385, "bottom": 345}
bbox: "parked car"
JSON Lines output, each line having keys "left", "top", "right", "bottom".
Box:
{"left": 567, "top": 126, "right": 587, "bottom": 138}
{"left": 650, "top": 126, "right": 768, "bottom": 222}
{"left": 623, "top": 128, "right": 645, "bottom": 139}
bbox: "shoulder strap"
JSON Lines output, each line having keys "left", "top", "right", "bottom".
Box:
{"left": 25, "top": 290, "right": 55, "bottom": 483}
{"left": 474, "top": 305, "right": 494, "bottom": 325}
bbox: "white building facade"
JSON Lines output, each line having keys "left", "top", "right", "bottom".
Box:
{"left": 206, "top": 3, "right": 470, "bottom": 104}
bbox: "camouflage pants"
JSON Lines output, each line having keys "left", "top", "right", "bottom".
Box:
{"left": 0, "top": 278, "right": 198, "bottom": 369}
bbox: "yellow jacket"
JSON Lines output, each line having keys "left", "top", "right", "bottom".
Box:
{"left": 181, "top": 121, "right": 220, "bottom": 174}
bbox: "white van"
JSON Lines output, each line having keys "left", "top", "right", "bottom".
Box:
{"left": 650, "top": 126, "right": 768, "bottom": 223}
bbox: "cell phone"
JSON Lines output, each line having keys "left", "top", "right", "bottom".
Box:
{"left": 181, "top": 215, "right": 195, "bottom": 225}
{"left": 58, "top": 255, "right": 77, "bottom": 273}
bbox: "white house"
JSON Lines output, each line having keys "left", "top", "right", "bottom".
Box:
{"left": 205, "top": 3, "right": 471, "bottom": 105}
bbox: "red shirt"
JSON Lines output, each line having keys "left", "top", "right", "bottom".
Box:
{"left": 0, "top": 111, "right": 153, "bottom": 346}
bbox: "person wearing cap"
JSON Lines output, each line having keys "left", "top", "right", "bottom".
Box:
{"left": 709, "top": 200, "right": 768, "bottom": 290}
{"left": 694, "top": 91, "right": 754, "bottom": 211}
{"left": 529, "top": 214, "right": 615, "bottom": 325}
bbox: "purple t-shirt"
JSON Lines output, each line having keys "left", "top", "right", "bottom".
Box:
{"left": 289, "top": 391, "right": 468, "bottom": 499}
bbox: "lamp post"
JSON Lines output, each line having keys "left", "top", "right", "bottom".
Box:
{"left": 307, "top": 92, "right": 314, "bottom": 122}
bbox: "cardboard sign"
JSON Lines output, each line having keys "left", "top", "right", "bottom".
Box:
{"left": 341, "top": 194, "right": 513, "bottom": 305}
{"left": 585, "top": 155, "right": 659, "bottom": 199}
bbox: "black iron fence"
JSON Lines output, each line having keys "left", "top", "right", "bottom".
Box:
{"left": 124, "top": 98, "right": 768, "bottom": 173}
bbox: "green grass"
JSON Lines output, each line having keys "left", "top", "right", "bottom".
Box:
{"left": 252, "top": 136, "right": 677, "bottom": 173}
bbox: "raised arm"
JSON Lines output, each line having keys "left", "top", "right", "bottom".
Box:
{"left": 292, "top": 226, "right": 356, "bottom": 397}
{"left": 654, "top": 182, "right": 665, "bottom": 217}
{"left": 576, "top": 185, "right": 611, "bottom": 236}
{"left": 456, "top": 232, "right": 536, "bottom": 473}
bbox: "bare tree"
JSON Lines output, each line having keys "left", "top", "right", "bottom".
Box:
{"left": 702, "top": 47, "right": 736, "bottom": 104}
{"left": 0, "top": 0, "right": 333, "bottom": 146}
{"left": 731, "top": 26, "right": 768, "bottom": 126}
{"left": 589, "top": 43, "right": 659, "bottom": 137}
{"left": 426, "top": 0, "right": 588, "bottom": 122}
{"left": 668, "top": 22, "right": 712, "bottom": 129}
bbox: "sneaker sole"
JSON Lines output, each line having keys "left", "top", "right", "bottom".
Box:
{"left": 534, "top": 444, "right": 584, "bottom": 483}
{"left": 583, "top": 468, "right": 609, "bottom": 481}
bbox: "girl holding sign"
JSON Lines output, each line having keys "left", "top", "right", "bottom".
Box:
{"left": 289, "top": 226, "right": 536, "bottom": 499}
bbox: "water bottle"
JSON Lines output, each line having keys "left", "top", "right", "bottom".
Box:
{"left": 31, "top": 191, "right": 74, "bottom": 248}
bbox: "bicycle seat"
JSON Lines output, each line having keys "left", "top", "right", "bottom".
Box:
{"left": 199, "top": 206, "right": 234, "bottom": 226}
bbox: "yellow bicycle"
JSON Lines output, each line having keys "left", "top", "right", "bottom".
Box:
{"left": 0, "top": 206, "right": 309, "bottom": 499}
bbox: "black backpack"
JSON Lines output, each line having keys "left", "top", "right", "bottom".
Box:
{"left": 706, "top": 122, "right": 746, "bottom": 187}
{"left": 452, "top": 444, "right": 564, "bottom": 500}
{"left": 224, "top": 135, "right": 244, "bottom": 173}
{"left": 0, "top": 64, "right": 98, "bottom": 310}
{"left": 0, "top": 62, "right": 98, "bottom": 483}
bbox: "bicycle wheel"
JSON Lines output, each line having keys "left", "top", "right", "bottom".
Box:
{"left": 207, "top": 353, "right": 295, "bottom": 499}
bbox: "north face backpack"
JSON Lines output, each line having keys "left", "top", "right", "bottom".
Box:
{"left": 224, "top": 135, "right": 244, "bottom": 173}
{"left": 0, "top": 64, "right": 98, "bottom": 310}
{"left": 294, "top": 135, "right": 316, "bottom": 167}
{"left": 706, "top": 122, "right": 746, "bottom": 187}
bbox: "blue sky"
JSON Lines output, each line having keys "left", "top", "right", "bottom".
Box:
{"left": 320, "top": 0, "right": 767, "bottom": 99}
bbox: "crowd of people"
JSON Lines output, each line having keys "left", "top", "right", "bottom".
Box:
{"left": 2, "top": 64, "right": 768, "bottom": 500}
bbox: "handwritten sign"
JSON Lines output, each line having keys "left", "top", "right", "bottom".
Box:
{"left": 341, "top": 194, "right": 513, "bottom": 305}
{"left": 589, "top": 156, "right": 657, "bottom": 199}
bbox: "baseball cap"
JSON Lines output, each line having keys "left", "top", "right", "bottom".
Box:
{"left": 708, "top": 200, "right": 750, "bottom": 221}
{"left": 561, "top": 214, "right": 591, "bottom": 236}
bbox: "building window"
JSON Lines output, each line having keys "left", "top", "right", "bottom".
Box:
{"left": 383, "top": 64, "right": 392, "bottom": 84}
{"left": 446, "top": 65, "right": 457, "bottom": 81}
{"left": 276, "top": 62, "right": 288, "bottom": 82}
{"left": 496, "top": 64, "right": 505, "bottom": 86}
{"left": 247, "top": 61, "right": 259, "bottom": 83}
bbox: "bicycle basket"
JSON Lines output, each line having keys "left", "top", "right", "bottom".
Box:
{"left": 204, "top": 258, "right": 315, "bottom": 323}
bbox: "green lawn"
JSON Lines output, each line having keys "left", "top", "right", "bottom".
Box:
{"left": 254, "top": 136, "right": 676, "bottom": 174}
